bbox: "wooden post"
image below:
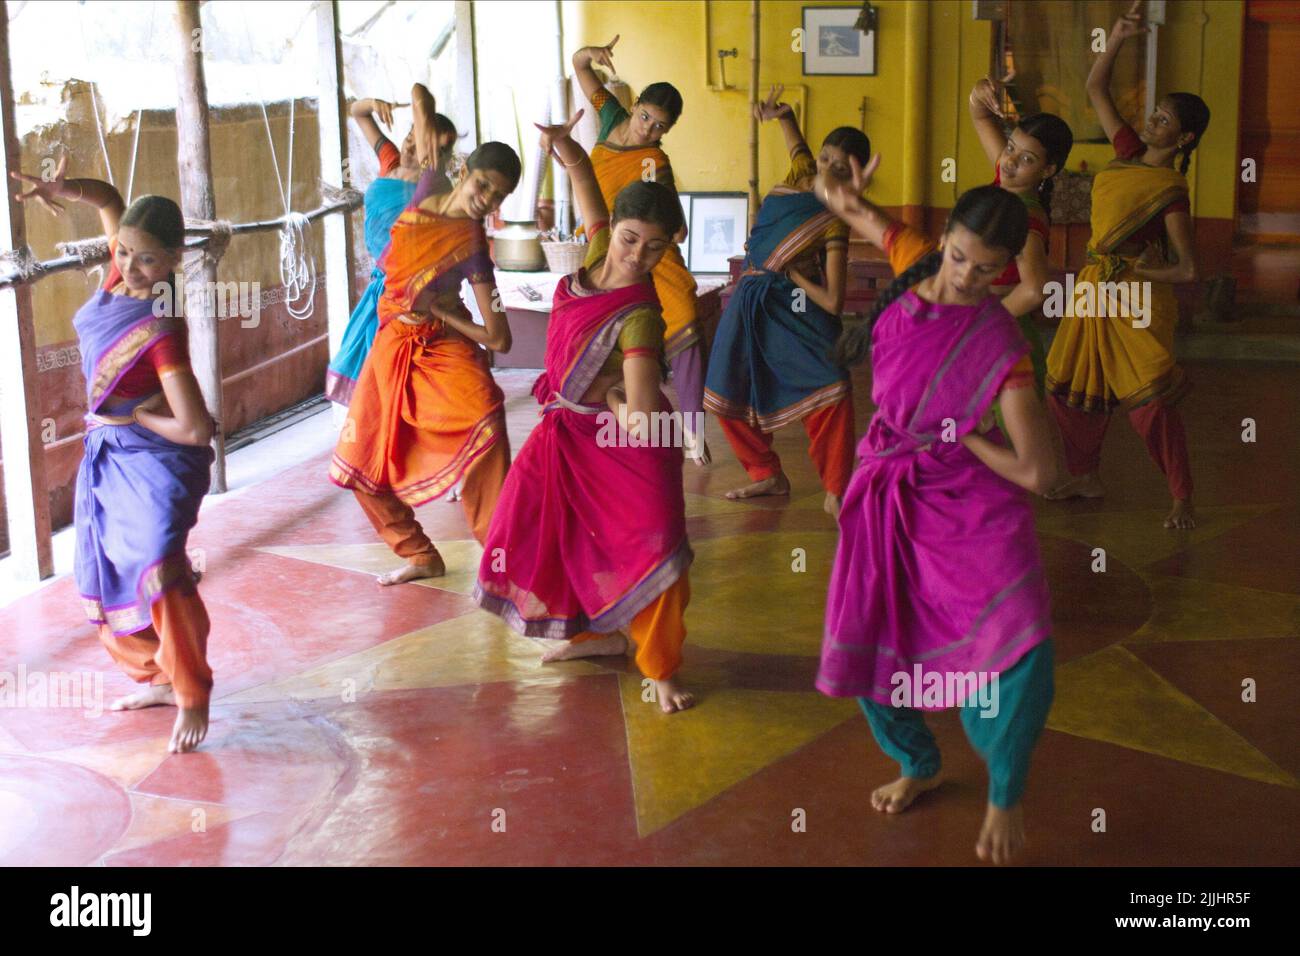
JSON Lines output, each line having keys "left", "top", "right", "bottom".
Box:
{"left": 453, "top": 1, "right": 479, "bottom": 145}
{"left": 173, "top": 0, "right": 226, "bottom": 493}
{"left": 317, "top": 2, "right": 356, "bottom": 369}
{"left": 748, "top": 0, "right": 759, "bottom": 230}
{"left": 0, "top": 0, "right": 54, "bottom": 579}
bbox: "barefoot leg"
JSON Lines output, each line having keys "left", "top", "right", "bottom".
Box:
{"left": 653, "top": 676, "right": 695, "bottom": 713}
{"left": 110, "top": 684, "right": 176, "bottom": 711}
{"left": 724, "top": 472, "right": 790, "bottom": 501}
{"left": 169, "top": 703, "right": 210, "bottom": 754}
{"left": 1044, "top": 471, "right": 1105, "bottom": 500}
{"left": 975, "top": 802, "right": 1026, "bottom": 864}
{"left": 376, "top": 556, "right": 446, "bottom": 586}
{"left": 869, "top": 774, "right": 942, "bottom": 813}
{"left": 540, "top": 633, "right": 629, "bottom": 663}
{"left": 1164, "top": 497, "right": 1195, "bottom": 530}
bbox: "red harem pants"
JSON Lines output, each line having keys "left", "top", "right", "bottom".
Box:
{"left": 354, "top": 434, "right": 511, "bottom": 562}
{"left": 718, "top": 396, "right": 855, "bottom": 497}
{"left": 98, "top": 586, "right": 213, "bottom": 709}
{"left": 1050, "top": 394, "right": 1193, "bottom": 500}
{"left": 570, "top": 574, "right": 690, "bottom": 681}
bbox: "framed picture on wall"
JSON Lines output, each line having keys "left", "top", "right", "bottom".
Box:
{"left": 803, "top": 6, "right": 876, "bottom": 76}
{"left": 681, "top": 192, "right": 748, "bottom": 274}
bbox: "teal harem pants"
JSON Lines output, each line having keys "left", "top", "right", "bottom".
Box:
{"left": 857, "top": 640, "right": 1055, "bottom": 809}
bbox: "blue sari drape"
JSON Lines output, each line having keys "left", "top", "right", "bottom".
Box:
{"left": 703, "top": 188, "right": 849, "bottom": 431}
{"left": 325, "top": 175, "right": 419, "bottom": 405}
{"left": 73, "top": 292, "right": 213, "bottom": 635}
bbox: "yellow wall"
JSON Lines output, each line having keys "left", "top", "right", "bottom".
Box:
{"left": 562, "top": 0, "right": 1243, "bottom": 220}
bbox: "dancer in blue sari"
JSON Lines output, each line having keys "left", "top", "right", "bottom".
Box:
{"left": 325, "top": 94, "right": 457, "bottom": 405}
{"left": 12, "top": 157, "right": 216, "bottom": 753}
{"left": 704, "top": 87, "right": 868, "bottom": 517}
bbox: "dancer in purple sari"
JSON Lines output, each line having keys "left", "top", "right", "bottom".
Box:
{"left": 815, "top": 162, "right": 1059, "bottom": 864}
{"left": 474, "top": 111, "right": 696, "bottom": 713}
{"left": 13, "top": 158, "right": 216, "bottom": 753}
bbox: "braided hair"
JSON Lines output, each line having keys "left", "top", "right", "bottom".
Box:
{"left": 1016, "top": 113, "right": 1073, "bottom": 219}
{"left": 834, "top": 185, "right": 1030, "bottom": 368}
{"left": 1164, "top": 93, "right": 1211, "bottom": 175}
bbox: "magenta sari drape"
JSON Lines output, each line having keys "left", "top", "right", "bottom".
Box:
{"left": 473, "top": 274, "right": 692, "bottom": 638}
{"left": 817, "top": 291, "right": 1052, "bottom": 706}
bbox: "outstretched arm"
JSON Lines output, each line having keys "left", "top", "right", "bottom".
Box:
{"left": 969, "top": 74, "right": 1012, "bottom": 168}
{"left": 755, "top": 84, "right": 807, "bottom": 158}
{"left": 350, "top": 97, "right": 403, "bottom": 154}
{"left": 410, "top": 83, "right": 442, "bottom": 170}
{"left": 572, "top": 36, "right": 619, "bottom": 105}
{"left": 1087, "top": 0, "right": 1146, "bottom": 145}
{"left": 12, "top": 154, "right": 125, "bottom": 239}
{"left": 815, "top": 154, "right": 891, "bottom": 249}
{"left": 536, "top": 110, "right": 607, "bottom": 231}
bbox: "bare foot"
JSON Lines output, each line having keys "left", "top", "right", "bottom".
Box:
{"left": 169, "top": 704, "right": 209, "bottom": 754}
{"left": 654, "top": 677, "right": 695, "bottom": 713}
{"left": 110, "top": 684, "right": 175, "bottom": 711}
{"left": 1164, "top": 498, "right": 1195, "bottom": 530}
{"left": 1044, "top": 471, "right": 1105, "bottom": 500}
{"left": 824, "top": 492, "right": 841, "bottom": 519}
{"left": 870, "top": 774, "right": 942, "bottom": 814}
{"left": 377, "top": 556, "right": 445, "bottom": 586}
{"left": 540, "top": 632, "right": 629, "bottom": 663}
{"left": 724, "top": 472, "right": 790, "bottom": 501}
{"left": 975, "top": 802, "right": 1026, "bottom": 864}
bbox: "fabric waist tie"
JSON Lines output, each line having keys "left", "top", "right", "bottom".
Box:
{"left": 547, "top": 392, "right": 604, "bottom": 415}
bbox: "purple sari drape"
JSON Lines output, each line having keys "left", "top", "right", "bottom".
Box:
{"left": 73, "top": 292, "right": 213, "bottom": 635}
{"left": 473, "top": 274, "right": 692, "bottom": 638}
{"left": 817, "top": 291, "right": 1052, "bottom": 706}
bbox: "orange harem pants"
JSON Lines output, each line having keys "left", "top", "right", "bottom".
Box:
{"left": 97, "top": 587, "right": 213, "bottom": 709}
{"left": 570, "top": 574, "right": 690, "bottom": 681}
{"left": 353, "top": 435, "right": 511, "bottom": 562}
{"left": 717, "top": 396, "right": 855, "bottom": 497}
{"left": 1050, "top": 394, "right": 1193, "bottom": 501}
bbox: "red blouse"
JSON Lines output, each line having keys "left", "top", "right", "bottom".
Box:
{"left": 102, "top": 236, "right": 190, "bottom": 399}
{"left": 990, "top": 166, "right": 1051, "bottom": 288}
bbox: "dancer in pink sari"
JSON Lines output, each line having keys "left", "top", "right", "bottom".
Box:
{"left": 815, "top": 160, "right": 1059, "bottom": 864}
{"left": 474, "top": 111, "right": 695, "bottom": 713}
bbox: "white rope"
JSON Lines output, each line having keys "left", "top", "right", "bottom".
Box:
{"left": 124, "top": 3, "right": 157, "bottom": 204}
{"left": 279, "top": 212, "right": 316, "bottom": 321}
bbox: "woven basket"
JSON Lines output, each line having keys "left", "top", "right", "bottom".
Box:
{"left": 541, "top": 241, "right": 586, "bottom": 275}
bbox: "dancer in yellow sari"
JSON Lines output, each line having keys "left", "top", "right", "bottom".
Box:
{"left": 1045, "top": 1, "right": 1209, "bottom": 530}
{"left": 572, "top": 35, "right": 707, "bottom": 463}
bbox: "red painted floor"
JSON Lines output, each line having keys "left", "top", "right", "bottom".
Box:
{"left": 1, "top": 360, "right": 1297, "bottom": 866}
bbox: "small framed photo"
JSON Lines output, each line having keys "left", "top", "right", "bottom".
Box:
{"left": 803, "top": 6, "right": 876, "bottom": 76}
{"left": 683, "top": 192, "right": 748, "bottom": 274}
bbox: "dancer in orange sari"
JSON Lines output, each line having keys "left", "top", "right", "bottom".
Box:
{"left": 572, "top": 35, "right": 708, "bottom": 463}
{"left": 330, "top": 84, "right": 520, "bottom": 584}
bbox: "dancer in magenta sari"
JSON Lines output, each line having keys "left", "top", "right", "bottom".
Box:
{"left": 815, "top": 165, "right": 1059, "bottom": 864}
{"left": 474, "top": 111, "right": 695, "bottom": 713}
{"left": 13, "top": 158, "right": 217, "bottom": 753}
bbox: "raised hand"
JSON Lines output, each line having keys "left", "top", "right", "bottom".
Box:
{"left": 590, "top": 35, "right": 619, "bottom": 72}
{"left": 753, "top": 84, "right": 794, "bottom": 123}
{"left": 1111, "top": 0, "right": 1148, "bottom": 43}
{"left": 373, "top": 99, "right": 406, "bottom": 128}
{"left": 969, "top": 71, "right": 1014, "bottom": 118}
{"left": 11, "top": 153, "right": 68, "bottom": 217}
{"left": 815, "top": 153, "right": 881, "bottom": 215}
{"left": 534, "top": 109, "right": 585, "bottom": 159}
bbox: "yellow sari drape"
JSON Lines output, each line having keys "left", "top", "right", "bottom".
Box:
{"left": 1045, "top": 160, "right": 1191, "bottom": 412}
{"left": 590, "top": 142, "right": 699, "bottom": 359}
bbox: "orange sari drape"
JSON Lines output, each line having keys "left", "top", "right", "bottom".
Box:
{"left": 590, "top": 142, "right": 699, "bottom": 359}
{"left": 330, "top": 210, "right": 506, "bottom": 506}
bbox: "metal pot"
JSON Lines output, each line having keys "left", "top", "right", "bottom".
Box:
{"left": 492, "top": 222, "right": 546, "bottom": 272}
